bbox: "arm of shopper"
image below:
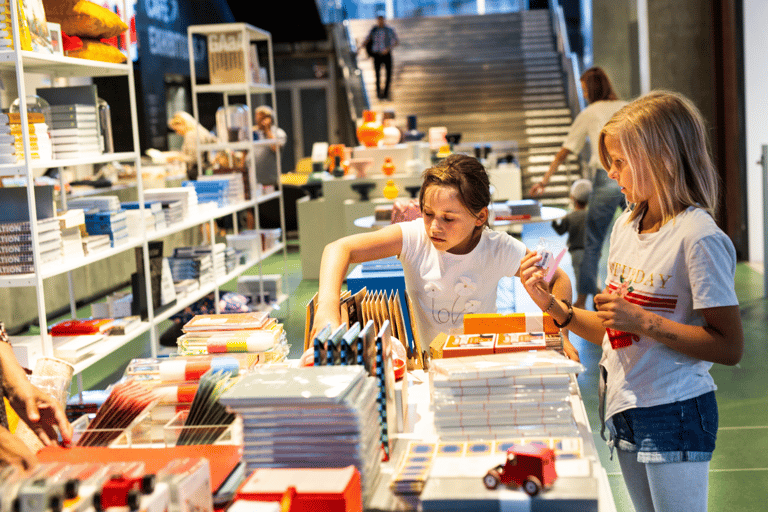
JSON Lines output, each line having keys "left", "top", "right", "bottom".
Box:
{"left": 0, "top": 426, "right": 37, "bottom": 470}
{"left": 529, "top": 147, "right": 571, "bottom": 196}
{"left": 594, "top": 293, "right": 743, "bottom": 366}
{"left": 311, "top": 225, "right": 404, "bottom": 341}
{"left": 0, "top": 343, "right": 72, "bottom": 447}
{"left": 519, "top": 252, "right": 607, "bottom": 345}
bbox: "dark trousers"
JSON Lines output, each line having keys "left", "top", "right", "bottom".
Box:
{"left": 373, "top": 52, "right": 392, "bottom": 99}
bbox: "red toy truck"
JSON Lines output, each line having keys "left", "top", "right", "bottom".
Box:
{"left": 483, "top": 444, "right": 557, "bottom": 496}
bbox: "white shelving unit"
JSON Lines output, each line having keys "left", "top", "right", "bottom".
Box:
{"left": 187, "top": 22, "right": 289, "bottom": 319}
{"left": 0, "top": 10, "right": 287, "bottom": 392}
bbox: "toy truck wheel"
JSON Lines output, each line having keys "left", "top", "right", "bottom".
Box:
{"left": 127, "top": 490, "right": 141, "bottom": 511}
{"left": 523, "top": 476, "right": 542, "bottom": 497}
{"left": 93, "top": 492, "right": 103, "bottom": 512}
{"left": 64, "top": 478, "right": 80, "bottom": 499}
{"left": 141, "top": 475, "right": 156, "bottom": 495}
{"left": 483, "top": 471, "right": 500, "bottom": 490}
{"left": 49, "top": 495, "right": 63, "bottom": 512}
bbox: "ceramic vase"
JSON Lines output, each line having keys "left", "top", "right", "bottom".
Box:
{"left": 383, "top": 179, "right": 399, "bottom": 199}
{"left": 357, "top": 110, "right": 384, "bottom": 147}
{"left": 382, "top": 157, "right": 396, "bottom": 176}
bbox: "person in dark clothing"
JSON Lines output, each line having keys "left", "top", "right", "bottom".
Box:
{"left": 361, "top": 15, "right": 399, "bottom": 100}
{"left": 551, "top": 179, "right": 591, "bottom": 289}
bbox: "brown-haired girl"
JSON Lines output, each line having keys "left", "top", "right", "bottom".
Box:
{"left": 304, "top": 154, "right": 577, "bottom": 362}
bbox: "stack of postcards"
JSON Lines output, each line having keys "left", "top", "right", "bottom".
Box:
{"left": 219, "top": 366, "right": 382, "bottom": 502}
{"left": 429, "top": 350, "right": 585, "bottom": 441}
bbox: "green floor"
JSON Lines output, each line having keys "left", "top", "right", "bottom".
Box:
{"left": 73, "top": 226, "right": 768, "bottom": 511}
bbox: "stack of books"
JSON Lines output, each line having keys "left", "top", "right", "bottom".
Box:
{"left": 0, "top": 218, "right": 62, "bottom": 275}
{"left": 177, "top": 311, "right": 285, "bottom": 360}
{"left": 198, "top": 174, "right": 245, "bottom": 204}
{"left": 429, "top": 351, "right": 585, "bottom": 441}
{"left": 58, "top": 209, "right": 85, "bottom": 260}
{"left": 219, "top": 366, "right": 383, "bottom": 502}
{"left": 49, "top": 104, "right": 101, "bottom": 159}
{"left": 84, "top": 210, "right": 129, "bottom": 247}
{"left": 173, "top": 244, "right": 227, "bottom": 278}
{"left": 121, "top": 201, "right": 167, "bottom": 231}
{"left": 0, "top": 112, "right": 44, "bottom": 164}
{"left": 167, "top": 253, "right": 213, "bottom": 284}
{"left": 183, "top": 179, "right": 231, "bottom": 208}
{"left": 144, "top": 188, "right": 198, "bottom": 220}
{"left": 82, "top": 235, "right": 112, "bottom": 255}
{"left": 67, "top": 195, "right": 122, "bottom": 213}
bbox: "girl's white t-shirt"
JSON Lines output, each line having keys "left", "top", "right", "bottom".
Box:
{"left": 398, "top": 219, "right": 527, "bottom": 345}
{"left": 600, "top": 206, "right": 738, "bottom": 420}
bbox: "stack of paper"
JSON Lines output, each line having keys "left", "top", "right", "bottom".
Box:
{"left": 184, "top": 178, "right": 232, "bottom": 208}
{"left": 429, "top": 351, "right": 585, "bottom": 440}
{"left": 82, "top": 234, "right": 112, "bottom": 255}
{"left": 49, "top": 104, "right": 101, "bottom": 159}
{"left": 121, "top": 201, "right": 167, "bottom": 231}
{"left": 67, "top": 195, "right": 122, "bottom": 213}
{"left": 219, "top": 366, "right": 383, "bottom": 502}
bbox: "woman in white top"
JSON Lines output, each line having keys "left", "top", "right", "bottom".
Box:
{"left": 530, "top": 67, "right": 628, "bottom": 309}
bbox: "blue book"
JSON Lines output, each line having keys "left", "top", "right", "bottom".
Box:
{"left": 312, "top": 323, "right": 332, "bottom": 366}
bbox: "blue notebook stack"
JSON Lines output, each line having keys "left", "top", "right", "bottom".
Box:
{"left": 84, "top": 210, "right": 129, "bottom": 247}
{"left": 183, "top": 179, "right": 231, "bottom": 208}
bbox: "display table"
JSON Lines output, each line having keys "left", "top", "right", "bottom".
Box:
{"left": 367, "top": 371, "right": 618, "bottom": 512}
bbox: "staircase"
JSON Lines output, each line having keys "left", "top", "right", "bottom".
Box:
{"left": 346, "top": 10, "right": 582, "bottom": 207}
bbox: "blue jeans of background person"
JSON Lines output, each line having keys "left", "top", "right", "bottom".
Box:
{"left": 577, "top": 168, "right": 626, "bottom": 297}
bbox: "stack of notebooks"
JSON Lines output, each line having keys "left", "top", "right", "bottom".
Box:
{"left": 218, "top": 366, "right": 383, "bottom": 502}
{"left": 0, "top": 112, "right": 44, "bottom": 163}
{"left": 82, "top": 234, "right": 112, "bottom": 255}
{"left": 144, "top": 188, "right": 198, "bottom": 220}
{"left": 84, "top": 210, "right": 129, "bottom": 247}
{"left": 176, "top": 311, "right": 286, "bottom": 362}
{"left": 0, "top": 218, "right": 62, "bottom": 274}
{"left": 183, "top": 179, "right": 231, "bottom": 208}
{"left": 49, "top": 104, "right": 101, "bottom": 159}
{"left": 429, "top": 351, "right": 585, "bottom": 441}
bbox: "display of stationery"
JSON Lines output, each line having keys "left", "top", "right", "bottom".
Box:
{"left": 75, "top": 379, "right": 158, "bottom": 447}
{"left": 198, "top": 173, "right": 246, "bottom": 204}
{"left": 85, "top": 210, "right": 130, "bottom": 247}
{"left": 50, "top": 317, "right": 114, "bottom": 336}
{"left": 175, "top": 368, "right": 239, "bottom": 446}
{"left": 219, "top": 366, "right": 383, "bottom": 502}
{"left": 183, "top": 311, "right": 271, "bottom": 332}
{"left": 143, "top": 188, "right": 199, "bottom": 220}
{"left": 124, "top": 356, "right": 244, "bottom": 383}
{"left": 428, "top": 351, "right": 585, "bottom": 440}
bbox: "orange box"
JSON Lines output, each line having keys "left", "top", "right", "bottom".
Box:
{"left": 494, "top": 332, "right": 547, "bottom": 353}
{"left": 236, "top": 466, "right": 362, "bottom": 512}
{"left": 442, "top": 333, "right": 496, "bottom": 358}
{"left": 463, "top": 313, "right": 558, "bottom": 335}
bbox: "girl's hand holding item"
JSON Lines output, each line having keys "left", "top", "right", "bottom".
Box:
{"left": 519, "top": 251, "right": 552, "bottom": 310}
{"left": 4, "top": 372, "right": 73, "bottom": 447}
{"left": 594, "top": 292, "right": 646, "bottom": 334}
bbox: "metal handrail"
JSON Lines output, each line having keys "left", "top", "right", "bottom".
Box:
{"left": 332, "top": 21, "right": 371, "bottom": 126}
{"left": 549, "top": 2, "right": 584, "bottom": 119}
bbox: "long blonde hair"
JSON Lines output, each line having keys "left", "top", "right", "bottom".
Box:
{"left": 598, "top": 90, "right": 719, "bottom": 224}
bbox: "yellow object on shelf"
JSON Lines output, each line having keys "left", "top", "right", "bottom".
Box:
{"left": 383, "top": 179, "right": 399, "bottom": 200}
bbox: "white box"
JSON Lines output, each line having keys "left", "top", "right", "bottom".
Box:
{"left": 9, "top": 335, "right": 44, "bottom": 369}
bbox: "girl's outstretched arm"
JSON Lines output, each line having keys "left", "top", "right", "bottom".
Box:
{"left": 311, "top": 224, "right": 404, "bottom": 340}
{"left": 595, "top": 293, "right": 743, "bottom": 365}
{"left": 519, "top": 251, "right": 608, "bottom": 346}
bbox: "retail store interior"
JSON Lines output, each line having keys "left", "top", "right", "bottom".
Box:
{"left": 1, "top": 0, "right": 767, "bottom": 511}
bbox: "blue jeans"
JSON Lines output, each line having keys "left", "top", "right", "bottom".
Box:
{"left": 577, "top": 169, "right": 626, "bottom": 297}
{"left": 606, "top": 391, "right": 718, "bottom": 463}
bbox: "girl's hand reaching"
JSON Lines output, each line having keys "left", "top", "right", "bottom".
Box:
{"left": 519, "top": 251, "right": 552, "bottom": 310}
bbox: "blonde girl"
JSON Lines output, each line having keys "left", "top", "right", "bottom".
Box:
{"left": 305, "top": 154, "right": 578, "bottom": 363}
{"left": 521, "top": 91, "right": 743, "bottom": 512}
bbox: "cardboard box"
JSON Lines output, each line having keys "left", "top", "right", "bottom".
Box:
{"left": 494, "top": 332, "right": 547, "bottom": 353}
{"left": 442, "top": 333, "right": 496, "bottom": 358}
{"left": 463, "top": 312, "right": 558, "bottom": 335}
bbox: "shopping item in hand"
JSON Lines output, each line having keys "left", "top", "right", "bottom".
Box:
{"left": 606, "top": 277, "right": 640, "bottom": 349}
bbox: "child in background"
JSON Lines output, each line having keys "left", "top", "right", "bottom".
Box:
{"left": 551, "top": 179, "right": 592, "bottom": 291}
{"left": 303, "top": 154, "right": 578, "bottom": 364}
{"left": 520, "top": 91, "right": 744, "bottom": 512}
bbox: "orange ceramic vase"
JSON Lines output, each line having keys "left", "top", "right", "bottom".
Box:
{"left": 382, "top": 157, "right": 396, "bottom": 176}
{"left": 357, "top": 110, "right": 384, "bottom": 147}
